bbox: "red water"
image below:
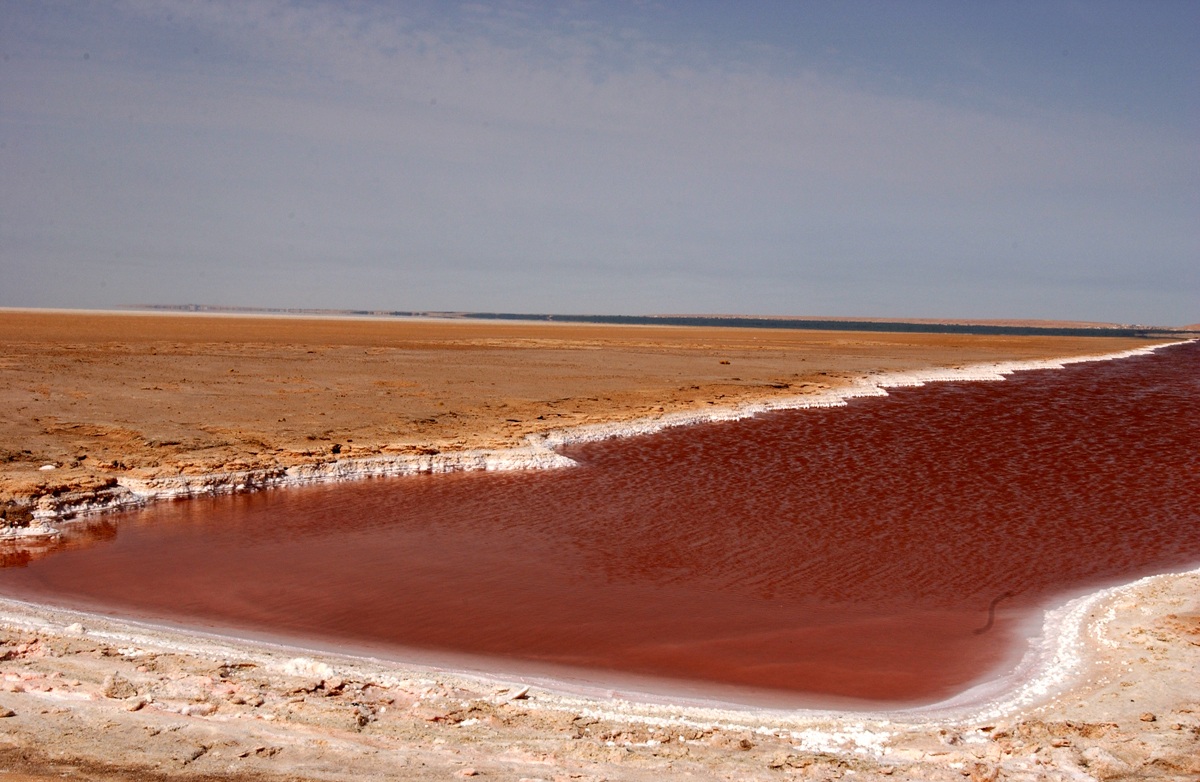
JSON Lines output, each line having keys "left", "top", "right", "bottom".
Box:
{"left": 2, "top": 342, "right": 1198, "bottom": 707}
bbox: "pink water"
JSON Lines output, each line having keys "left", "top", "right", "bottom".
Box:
{"left": 2, "top": 342, "right": 1198, "bottom": 707}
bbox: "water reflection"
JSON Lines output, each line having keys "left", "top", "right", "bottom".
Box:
{"left": 0, "top": 518, "right": 118, "bottom": 567}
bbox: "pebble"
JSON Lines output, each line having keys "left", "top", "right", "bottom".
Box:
{"left": 496, "top": 685, "right": 530, "bottom": 704}
{"left": 181, "top": 702, "right": 217, "bottom": 717}
{"left": 354, "top": 705, "right": 372, "bottom": 727}
{"left": 0, "top": 708, "right": 15, "bottom": 718}
{"left": 1081, "top": 746, "right": 1128, "bottom": 777}
{"left": 290, "top": 678, "right": 322, "bottom": 694}
{"left": 1139, "top": 712, "right": 1156, "bottom": 722}
{"left": 102, "top": 673, "right": 137, "bottom": 699}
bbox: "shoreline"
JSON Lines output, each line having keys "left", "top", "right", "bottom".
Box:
{"left": 1, "top": 320, "right": 1196, "bottom": 779}
{"left": 4, "top": 562, "right": 1198, "bottom": 722}
{"left": 0, "top": 567, "right": 1195, "bottom": 780}
{"left": 0, "top": 342, "right": 1193, "bottom": 723}
{"left": 8, "top": 339, "right": 1188, "bottom": 536}
{"left": 1, "top": 341, "right": 1187, "bottom": 714}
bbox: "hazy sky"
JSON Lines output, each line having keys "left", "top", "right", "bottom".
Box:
{"left": 1, "top": 1, "right": 1197, "bottom": 324}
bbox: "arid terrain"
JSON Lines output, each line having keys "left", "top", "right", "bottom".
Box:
{"left": 0, "top": 310, "right": 1163, "bottom": 514}
{"left": 0, "top": 309, "right": 1196, "bottom": 781}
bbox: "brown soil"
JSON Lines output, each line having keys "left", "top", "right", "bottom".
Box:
{"left": 0, "top": 309, "right": 1162, "bottom": 511}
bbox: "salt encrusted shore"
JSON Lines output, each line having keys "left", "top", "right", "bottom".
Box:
{"left": 0, "top": 339, "right": 1196, "bottom": 780}
{"left": 0, "top": 568, "right": 1196, "bottom": 780}
{"left": 536, "top": 342, "right": 1183, "bottom": 447}
{"left": 1, "top": 561, "right": 1194, "bottom": 723}
{"left": 6, "top": 340, "right": 1188, "bottom": 538}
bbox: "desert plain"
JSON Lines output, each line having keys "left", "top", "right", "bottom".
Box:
{"left": 0, "top": 309, "right": 1196, "bottom": 781}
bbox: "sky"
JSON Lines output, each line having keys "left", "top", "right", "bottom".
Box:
{"left": 1, "top": 1, "right": 1197, "bottom": 324}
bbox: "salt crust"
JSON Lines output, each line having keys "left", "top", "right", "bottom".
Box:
{"left": 2, "top": 565, "right": 1196, "bottom": 758}
{"left": 1, "top": 339, "right": 1194, "bottom": 755}
{"left": 535, "top": 341, "right": 1188, "bottom": 447}
{"left": 20, "top": 339, "right": 1193, "bottom": 528}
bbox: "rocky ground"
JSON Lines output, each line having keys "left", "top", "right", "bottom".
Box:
{"left": 0, "top": 570, "right": 1196, "bottom": 782}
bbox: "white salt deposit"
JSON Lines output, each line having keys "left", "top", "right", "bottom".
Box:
{"left": 1, "top": 338, "right": 1193, "bottom": 736}
{"left": 279, "top": 657, "right": 336, "bottom": 680}
{"left": 23, "top": 339, "right": 1191, "bottom": 533}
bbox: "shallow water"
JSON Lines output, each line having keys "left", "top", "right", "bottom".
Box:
{"left": 2, "top": 342, "right": 1198, "bottom": 707}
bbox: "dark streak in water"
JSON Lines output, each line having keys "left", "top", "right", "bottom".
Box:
{"left": 973, "top": 592, "right": 1016, "bottom": 635}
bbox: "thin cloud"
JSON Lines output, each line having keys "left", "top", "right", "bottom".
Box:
{"left": 1, "top": 0, "right": 1196, "bottom": 322}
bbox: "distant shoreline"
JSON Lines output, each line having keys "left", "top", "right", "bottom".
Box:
{"left": 125, "top": 304, "right": 1194, "bottom": 339}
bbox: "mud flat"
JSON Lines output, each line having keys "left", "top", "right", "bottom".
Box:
{"left": 0, "top": 309, "right": 1197, "bottom": 779}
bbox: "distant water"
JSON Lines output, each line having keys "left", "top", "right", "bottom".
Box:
{"left": 2, "top": 342, "right": 1198, "bottom": 707}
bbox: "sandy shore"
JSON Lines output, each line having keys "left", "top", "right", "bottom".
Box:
{"left": 0, "top": 309, "right": 1196, "bottom": 780}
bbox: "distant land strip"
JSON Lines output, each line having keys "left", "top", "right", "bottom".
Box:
{"left": 130, "top": 305, "right": 1195, "bottom": 339}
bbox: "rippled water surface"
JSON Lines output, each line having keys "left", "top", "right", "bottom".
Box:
{"left": 2, "top": 342, "right": 1198, "bottom": 706}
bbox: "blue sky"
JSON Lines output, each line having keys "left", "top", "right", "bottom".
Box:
{"left": 1, "top": 1, "right": 1196, "bottom": 324}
